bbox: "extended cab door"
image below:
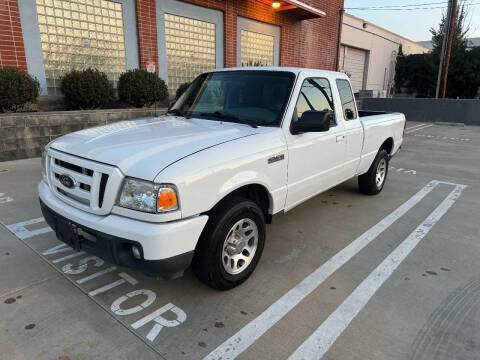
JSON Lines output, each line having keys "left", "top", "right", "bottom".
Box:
{"left": 283, "top": 75, "right": 347, "bottom": 211}
{"left": 335, "top": 78, "right": 363, "bottom": 176}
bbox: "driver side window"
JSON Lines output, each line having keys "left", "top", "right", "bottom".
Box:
{"left": 294, "top": 78, "right": 336, "bottom": 127}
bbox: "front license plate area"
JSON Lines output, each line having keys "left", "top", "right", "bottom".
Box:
{"left": 56, "top": 219, "right": 81, "bottom": 251}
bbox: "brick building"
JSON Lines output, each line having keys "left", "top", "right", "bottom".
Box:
{"left": 0, "top": 0, "right": 344, "bottom": 96}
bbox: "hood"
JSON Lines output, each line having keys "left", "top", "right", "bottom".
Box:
{"left": 50, "top": 116, "right": 258, "bottom": 180}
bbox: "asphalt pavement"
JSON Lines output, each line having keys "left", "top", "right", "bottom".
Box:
{"left": 0, "top": 121, "right": 479, "bottom": 360}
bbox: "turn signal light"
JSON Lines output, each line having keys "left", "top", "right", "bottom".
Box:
{"left": 157, "top": 188, "right": 178, "bottom": 211}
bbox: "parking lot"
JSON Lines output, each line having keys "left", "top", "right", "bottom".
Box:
{"left": 1, "top": 121, "right": 479, "bottom": 360}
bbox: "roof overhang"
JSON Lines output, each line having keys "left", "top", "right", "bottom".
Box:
{"left": 257, "top": 0, "right": 326, "bottom": 20}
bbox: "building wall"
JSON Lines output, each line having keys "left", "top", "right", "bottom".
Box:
{"left": 0, "top": 0, "right": 27, "bottom": 71}
{"left": 170, "top": 0, "right": 342, "bottom": 70}
{"left": 135, "top": 0, "right": 159, "bottom": 72}
{"left": 2, "top": 0, "right": 344, "bottom": 96}
{"left": 341, "top": 13, "right": 430, "bottom": 93}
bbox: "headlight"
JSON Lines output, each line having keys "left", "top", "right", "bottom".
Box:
{"left": 118, "top": 178, "right": 179, "bottom": 213}
{"left": 41, "top": 150, "right": 47, "bottom": 181}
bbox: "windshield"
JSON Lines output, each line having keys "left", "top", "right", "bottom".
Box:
{"left": 170, "top": 71, "right": 296, "bottom": 127}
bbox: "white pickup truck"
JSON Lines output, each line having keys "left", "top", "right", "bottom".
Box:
{"left": 39, "top": 67, "right": 406, "bottom": 290}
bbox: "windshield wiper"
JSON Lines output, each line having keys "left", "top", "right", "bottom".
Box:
{"left": 198, "top": 111, "right": 258, "bottom": 128}
{"left": 167, "top": 108, "right": 190, "bottom": 118}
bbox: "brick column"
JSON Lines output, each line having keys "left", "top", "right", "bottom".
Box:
{"left": 135, "top": 0, "right": 159, "bottom": 73}
{"left": 0, "top": 0, "right": 27, "bottom": 71}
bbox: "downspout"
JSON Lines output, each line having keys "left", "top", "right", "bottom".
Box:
{"left": 335, "top": 7, "right": 345, "bottom": 71}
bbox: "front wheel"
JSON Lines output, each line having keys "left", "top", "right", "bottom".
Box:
{"left": 358, "top": 149, "right": 389, "bottom": 195}
{"left": 192, "top": 197, "right": 266, "bottom": 290}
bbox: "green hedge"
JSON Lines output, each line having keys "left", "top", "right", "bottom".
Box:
{"left": 118, "top": 69, "right": 168, "bottom": 108}
{"left": 0, "top": 67, "right": 39, "bottom": 112}
{"left": 61, "top": 68, "right": 115, "bottom": 109}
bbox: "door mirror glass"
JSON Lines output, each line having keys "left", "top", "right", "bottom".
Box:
{"left": 291, "top": 110, "right": 331, "bottom": 134}
{"left": 345, "top": 108, "right": 355, "bottom": 120}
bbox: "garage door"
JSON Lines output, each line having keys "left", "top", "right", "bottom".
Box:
{"left": 339, "top": 45, "right": 367, "bottom": 92}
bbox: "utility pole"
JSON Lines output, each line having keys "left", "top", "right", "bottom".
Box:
{"left": 435, "top": 0, "right": 452, "bottom": 98}
{"left": 441, "top": 0, "right": 458, "bottom": 98}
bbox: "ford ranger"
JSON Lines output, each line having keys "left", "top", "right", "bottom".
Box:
{"left": 39, "top": 67, "right": 406, "bottom": 290}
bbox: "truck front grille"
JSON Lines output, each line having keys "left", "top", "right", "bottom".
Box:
{"left": 46, "top": 149, "right": 123, "bottom": 215}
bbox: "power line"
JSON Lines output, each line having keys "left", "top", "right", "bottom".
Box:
{"left": 346, "top": 1, "right": 450, "bottom": 9}
{"left": 345, "top": 0, "right": 472, "bottom": 10}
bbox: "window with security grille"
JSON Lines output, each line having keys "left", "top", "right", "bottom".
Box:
{"left": 240, "top": 30, "right": 274, "bottom": 67}
{"left": 164, "top": 13, "right": 216, "bottom": 94}
{"left": 35, "top": 0, "right": 126, "bottom": 94}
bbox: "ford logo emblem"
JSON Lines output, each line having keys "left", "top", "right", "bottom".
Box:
{"left": 59, "top": 174, "right": 76, "bottom": 189}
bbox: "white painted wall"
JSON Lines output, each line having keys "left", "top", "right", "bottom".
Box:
{"left": 340, "top": 13, "right": 430, "bottom": 93}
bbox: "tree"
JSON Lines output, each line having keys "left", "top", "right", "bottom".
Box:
{"left": 395, "top": 4, "right": 479, "bottom": 98}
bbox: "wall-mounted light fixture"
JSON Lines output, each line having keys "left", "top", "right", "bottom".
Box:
{"left": 272, "top": 1, "right": 281, "bottom": 8}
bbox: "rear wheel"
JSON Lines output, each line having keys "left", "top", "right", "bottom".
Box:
{"left": 192, "top": 197, "right": 266, "bottom": 290}
{"left": 358, "top": 149, "right": 389, "bottom": 195}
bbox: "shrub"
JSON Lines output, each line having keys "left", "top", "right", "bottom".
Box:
{"left": 118, "top": 69, "right": 168, "bottom": 108}
{"left": 60, "top": 68, "right": 115, "bottom": 109}
{"left": 175, "top": 82, "right": 190, "bottom": 99}
{"left": 0, "top": 66, "right": 39, "bottom": 112}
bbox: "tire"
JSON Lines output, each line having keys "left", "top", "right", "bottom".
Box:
{"left": 192, "top": 197, "right": 266, "bottom": 290}
{"left": 358, "top": 149, "right": 389, "bottom": 195}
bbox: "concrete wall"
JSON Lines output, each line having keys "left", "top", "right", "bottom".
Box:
{"left": 341, "top": 13, "right": 430, "bottom": 92}
{"left": 361, "top": 98, "right": 480, "bottom": 126}
{"left": 0, "top": 108, "right": 166, "bottom": 162}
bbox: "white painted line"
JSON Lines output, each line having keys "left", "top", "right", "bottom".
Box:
{"left": 88, "top": 272, "right": 138, "bottom": 297}
{"left": 76, "top": 266, "right": 117, "bottom": 284}
{"left": 288, "top": 183, "right": 466, "bottom": 360}
{"left": 0, "top": 193, "right": 14, "bottom": 204}
{"left": 6, "top": 217, "right": 52, "bottom": 240}
{"left": 405, "top": 123, "right": 426, "bottom": 131}
{"left": 204, "top": 180, "right": 441, "bottom": 360}
{"left": 52, "top": 251, "right": 86, "bottom": 263}
{"left": 406, "top": 124, "right": 433, "bottom": 134}
{"left": 131, "top": 302, "right": 187, "bottom": 342}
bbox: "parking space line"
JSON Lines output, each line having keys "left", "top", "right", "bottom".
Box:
{"left": 6, "top": 217, "right": 52, "bottom": 240}
{"left": 288, "top": 183, "right": 466, "bottom": 360}
{"left": 204, "top": 180, "right": 442, "bottom": 360}
{"left": 406, "top": 124, "right": 433, "bottom": 134}
{"left": 0, "top": 192, "right": 14, "bottom": 204}
{"left": 406, "top": 123, "right": 426, "bottom": 131}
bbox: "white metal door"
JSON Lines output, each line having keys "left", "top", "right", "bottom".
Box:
{"left": 339, "top": 45, "right": 367, "bottom": 92}
{"left": 283, "top": 75, "right": 348, "bottom": 211}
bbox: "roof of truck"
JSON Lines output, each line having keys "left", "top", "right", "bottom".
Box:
{"left": 208, "top": 66, "right": 349, "bottom": 79}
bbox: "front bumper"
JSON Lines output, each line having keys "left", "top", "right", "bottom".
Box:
{"left": 39, "top": 181, "right": 208, "bottom": 279}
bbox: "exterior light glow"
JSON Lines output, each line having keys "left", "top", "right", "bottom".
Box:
{"left": 272, "top": 1, "right": 281, "bottom": 8}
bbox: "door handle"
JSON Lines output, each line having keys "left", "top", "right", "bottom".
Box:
{"left": 336, "top": 135, "right": 345, "bottom": 143}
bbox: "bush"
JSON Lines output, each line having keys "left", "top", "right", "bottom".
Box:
{"left": 118, "top": 69, "right": 168, "bottom": 107}
{"left": 175, "top": 82, "right": 190, "bottom": 99}
{"left": 60, "top": 68, "right": 115, "bottom": 109}
{"left": 0, "top": 67, "right": 39, "bottom": 112}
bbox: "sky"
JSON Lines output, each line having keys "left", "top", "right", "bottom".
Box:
{"left": 343, "top": 0, "right": 480, "bottom": 42}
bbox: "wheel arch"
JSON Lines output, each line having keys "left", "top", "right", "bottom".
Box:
{"left": 380, "top": 137, "right": 394, "bottom": 155}
{"left": 208, "top": 183, "right": 273, "bottom": 224}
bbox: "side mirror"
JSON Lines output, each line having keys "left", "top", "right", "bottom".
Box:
{"left": 291, "top": 110, "right": 331, "bottom": 135}
{"left": 345, "top": 108, "right": 355, "bottom": 120}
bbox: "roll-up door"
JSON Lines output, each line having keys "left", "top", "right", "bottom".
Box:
{"left": 339, "top": 45, "right": 367, "bottom": 92}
